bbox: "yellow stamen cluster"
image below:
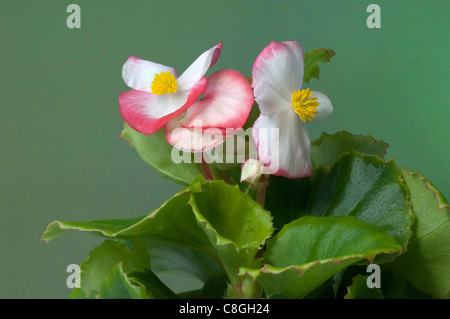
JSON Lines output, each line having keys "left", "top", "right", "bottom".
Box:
{"left": 151, "top": 71, "right": 178, "bottom": 95}
{"left": 291, "top": 88, "right": 319, "bottom": 122}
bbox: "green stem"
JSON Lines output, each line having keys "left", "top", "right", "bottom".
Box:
{"left": 256, "top": 174, "right": 269, "bottom": 208}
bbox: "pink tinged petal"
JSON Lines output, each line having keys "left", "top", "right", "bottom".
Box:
{"left": 310, "top": 91, "right": 333, "bottom": 122}
{"left": 252, "top": 110, "right": 312, "bottom": 178}
{"left": 252, "top": 41, "right": 304, "bottom": 100}
{"left": 178, "top": 69, "right": 254, "bottom": 131}
{"left": 165, "top": 118, "right": 227, "bottom": 152}
{"left": 177, "top": 43, "right": 223, "bottom": 91}
{"left": 122, "top": 56, "right": 178, "bottom": 92}
{"left": 253, "top": 81, "right": 290, "bottom": 116}
{"left": 119, "top": 77, "right": 207, "bottom": 135}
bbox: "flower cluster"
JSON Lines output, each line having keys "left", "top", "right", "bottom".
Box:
{"left": 119, "top": 41, "right": 333, "bottom": 179}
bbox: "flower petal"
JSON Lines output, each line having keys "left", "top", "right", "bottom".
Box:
{"left": 122, "top": 56, "right": 177, "bottom": 92}
{"left": 310, "top": 91, "right": 333, "bottom": 122}
{"left": 241, "top": 159, "right": 265, "bottom": 185}
{"left": 119, "top": 77, "right": 206, "bottom": 135}
{"left": 252, "top": 41, "right": 304, "bottom": 100}
{"left": 165, "top": 118, "right": 227, "bottom": 152}
{"left": 178, "top": 69, "right": 254, "bottom": 131}
{"left": 252, "top": 110, "right": 312, "bottom": 178}
{"left": 177, "top": 43, "right": 223, "bottom": 91}
{"left": 253, "top": 81, "right": 290, "bottom": 116}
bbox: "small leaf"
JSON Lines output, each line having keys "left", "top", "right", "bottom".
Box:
{"left": 344, "top": 275, "right": 384, "bottom": 299}
{"left": 386, "top": 168, "right": 450, "bottom": 298}
{"left": 80, "top": 239, "right": 150, "bottom": 292}
{"left": 311, "top": 131, "right": 389, "bottom": 168}
{"left": 121, "top": 123, "right": 202, "bottom": 186}
{"left": 240, "top": 216, "right": 401, "bottom": 299}
{"left": 303, "top": 48, "right": 335, "bottom": 83}
{"left": 98, "top": 263, "right": 150, "bottom": 299}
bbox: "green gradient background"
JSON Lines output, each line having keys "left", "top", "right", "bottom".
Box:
{"left": 0, "top": 0, "right": 448, "bottom": 298}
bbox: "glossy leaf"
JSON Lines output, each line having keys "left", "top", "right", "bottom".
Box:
{"left": 239, "top": 216, "right": 401, "bottom": 298}
{"left": 43, "top": 178, "right": 274, "bottom": 298}
{"left": 311, "top": 131, "right": 389, "bottom": 168}
{"left": 386, "top": 168, "right": 450, "bottom": 298}
{"left": 189, "top": 180, "right": 273, "bottom": 296}
{"left": 121, "top": 123, "right": 202, "bottom": 186}
{"left": 266, "top": 152, "right": 413, "bottom": 251}
{"left": 303, "top": 48, "right": 335, "bottom": 83}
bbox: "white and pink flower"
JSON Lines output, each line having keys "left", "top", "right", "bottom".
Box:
{"left": 251, "top": 41, "right": 333, "bottom": 178}
{"left": 119, "top": 43, "right": 222, "bottom": 135}
{"left": 119, "top": 43, "right": 254, "bottom": 153}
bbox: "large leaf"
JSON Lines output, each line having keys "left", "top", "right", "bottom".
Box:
{"left": 311, "top": 131, "right": 389, "bottom": 168}
{"left": 97, "top": 263, "right": 150, "bottom": 299}
{"left": 121, "top": 123, "right": 202, "bottom": 186}
{"left": 266, "top": 131, "right": 390, "bottom": 231}
{"left": 188, "top": 180, "right": 274, "bottom": 297}
{"left": 265, "top": 152, "right": 413, "bottom": 252}
{"left": 42, "top": 178, "right": 217, "bottom": 258}
{"left": 386, "top": 168, "right": 450, "bottom": 298}
{"left": 303, "top": 48, "right": 335, "bottom": 83}
{"left": 239, "top": 216, "right": 401, "bottom": 298}
{"left": 42, "top": 178, "right": 274, "bottom": 297}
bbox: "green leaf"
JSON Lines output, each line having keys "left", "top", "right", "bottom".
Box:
{"left": 344, "top": 275, "right": 384, "bottom": 299}
{"left": 121, "top": 123, "right": 202, "bottom": 186}
{"left": 239, "top": 216, "right": 402, "bottom": 299}
{"left": 266, "top": 152, "right": 413, "bottom": 252}
{"left": 303, "top": 48, "right": 335, "bottom": 84}
{"left": 80, "top": 240, "right": 150, "bottom": 292}
{"left": 128, "top": 268, "right": 179, "bottom": 299}
{"left": 42, "top": 178, "right": 217, "bottom": 258}
{"left": 386, "top": 168, "right": 450, "bottom": 298}
{"left": 188, "top": 180, "right": 274, "bottom": 297}
{"left": 311, "top": 131, "right": 389, "bottom": 168}
{"left": 42, "top": 178, "right": 274, "bottom": 298}
{"left": 146, "top": 241, "right": 225, "bottom": 284}
{"left": 97, "top": 263, "right": 150, "bottom": 299}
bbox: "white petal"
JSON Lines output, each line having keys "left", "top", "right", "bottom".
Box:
{"left": 253, "top": 82, "right": 291, "bottom": 116}
{"left": 241, "top": 159, "right": 265, "bottom": 185}
{"left": 252, "top": 41, "right": 304, "bottom": 100}
{"left": 310, "top": 91, "right": 333, "bottom": 122}
{"left": 122, "top": 56, "right": 177, "bottom": 92}
{"left": 252, "top": 110, "right": 312, "bottom": 178}
{"left": 177, "top": 43, "right": 222, "bottom": 91}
